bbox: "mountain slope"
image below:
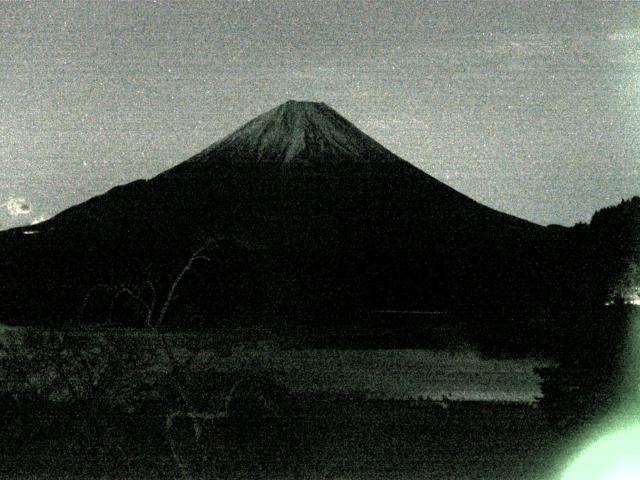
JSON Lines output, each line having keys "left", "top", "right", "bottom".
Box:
{"left": 0, "top": 101, "right": 553, "bottom": 328}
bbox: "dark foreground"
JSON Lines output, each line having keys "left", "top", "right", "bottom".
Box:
{"left": 0, "top": 398, "right": 566, "bottom": 480}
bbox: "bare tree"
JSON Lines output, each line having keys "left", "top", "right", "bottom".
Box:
{"left": 109, "top": 239, "right": 220, "bottom": 478}
{"left": 0, "top": 237, "right": 285, "bottom": 479}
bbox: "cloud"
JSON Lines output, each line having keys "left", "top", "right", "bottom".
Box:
{"left": 30, "top": 215, "right": 49, "bottom": 225}
{"left": 4, "top": 197, "right": 32, "bottom": 216}
{"left": 608, "top": 30, "right": 640, "bottom": 42}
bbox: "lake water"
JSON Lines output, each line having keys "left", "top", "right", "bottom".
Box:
{"left": 212, "top": 345, "right": 547, "bottom": 402}
{"left": 0, "top": 325, "right": 547, "bottom": 402}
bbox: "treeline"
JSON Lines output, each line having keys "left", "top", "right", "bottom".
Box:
{"left": 535, "top": 197, "right": 640, "bottom": 429}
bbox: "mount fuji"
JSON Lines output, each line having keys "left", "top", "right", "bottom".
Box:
{"left": 0, "top": 101, "right": 555, "bottom": 330}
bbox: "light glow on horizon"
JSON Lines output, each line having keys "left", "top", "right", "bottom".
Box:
{"left": 560, "top": 421, "right": 640, "bottom": 480}
{"left": 559, "top": 307, "right": 640, "bottom": 479}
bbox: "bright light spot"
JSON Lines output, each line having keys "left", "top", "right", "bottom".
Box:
{"left": 559, "top": 301, "right": 640, "bottom": 479}
{"left": 604, "top": 294, "right": 640, "bottom": 306}
{"left": 622, "top": 292, "right": 640, "bottom": 306}
{"left": 561, "top": 423, "right": 640, "bottom": 480}
{"left": 604, "top": 464, "right": 640, "bottom": 480}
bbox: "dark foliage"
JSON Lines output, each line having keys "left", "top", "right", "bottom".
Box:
{"left": 535, "top": 304, "right": 633, "bottom": 431}
{"left": 0, "top": 326, "right": 297, "bottom": 479}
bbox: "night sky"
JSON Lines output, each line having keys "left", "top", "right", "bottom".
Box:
{"left": 1, "top": 0, "right": 639, "bottom": 229}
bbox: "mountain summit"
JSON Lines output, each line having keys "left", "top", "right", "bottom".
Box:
{"left": 174, "top": 100, "right": 402, "bottom": 169}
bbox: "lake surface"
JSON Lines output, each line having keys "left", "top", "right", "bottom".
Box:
{"left": 211, "top": 346, "right": 547, "bottom": 402}
{"left": 0, "top": 325, "right": 547, "bottom": 402}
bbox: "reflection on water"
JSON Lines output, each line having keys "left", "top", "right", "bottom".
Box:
{"left": 214, "top": 347, "right": 547, "bottom": 401}
{"left": 0, "top": 325, "right": 546, "bottom": 402}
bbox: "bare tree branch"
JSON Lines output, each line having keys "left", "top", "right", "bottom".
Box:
{"left": 154, "top": 239, "right": 217, "bottom": 329}
{"left": 112, "top": 286, "right": 153, "bottom": 320}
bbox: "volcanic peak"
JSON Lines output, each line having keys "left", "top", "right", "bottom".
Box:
{"left": 184, "top": 100, "right": 402, "bottom": 167}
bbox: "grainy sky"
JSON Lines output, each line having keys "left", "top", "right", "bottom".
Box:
{"left": 1, "top": 0, "right": 639, "bottom": 228}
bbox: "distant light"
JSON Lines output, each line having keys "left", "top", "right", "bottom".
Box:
{"left": 623, "top": 293, "right": 640, "bottom": 306}
{"left": 604, "top": 294, "right": 640, "bottom": 306}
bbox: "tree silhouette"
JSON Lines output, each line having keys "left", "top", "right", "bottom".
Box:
{"left": 536, "top": 304, "right": 631, "bottom": 430}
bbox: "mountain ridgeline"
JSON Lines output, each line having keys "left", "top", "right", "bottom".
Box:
{"left": 0, "top": 101, "right": 635, "bottom": 350}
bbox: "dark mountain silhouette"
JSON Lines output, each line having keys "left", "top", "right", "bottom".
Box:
{"left": 0, "top": 101, "right": 623, "bottom": 343}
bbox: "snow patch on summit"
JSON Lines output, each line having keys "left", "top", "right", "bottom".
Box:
{"left": 185, "top": 100, "right": 402, "bottom": 166}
